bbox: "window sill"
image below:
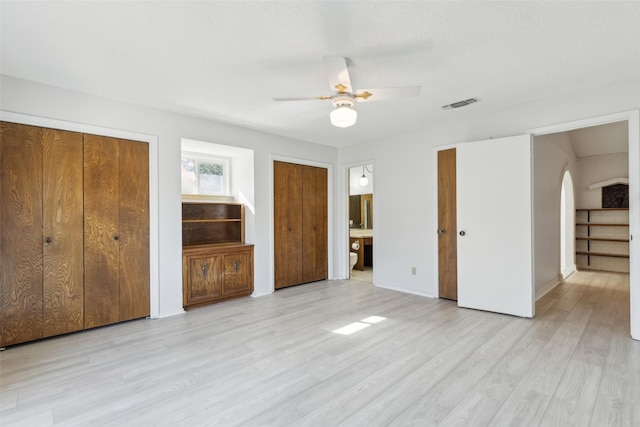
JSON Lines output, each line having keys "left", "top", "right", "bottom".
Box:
{"left": 181, "top": 194, "right": 234, "bottom": 203}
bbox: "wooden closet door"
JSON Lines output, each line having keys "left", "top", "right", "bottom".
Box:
{"left": 118, "top": 139, "right": 150, "bottom": 321}
{"left": 0, "top": 122, "right": 44, "bottom": 346}
{"left": 43, "top": 129, "right": 84, "bottom": 337}
{"left": 274, "top": 161, "right": 303, "bottom": 289}
{"left": 84, "top": 135, "right": 150, "bottom": 327}
{"left": 302, "top": 165, "right": 328, "bottom": 283}
{"left": 84, "top": 134, "right": 121, "bottom": 328}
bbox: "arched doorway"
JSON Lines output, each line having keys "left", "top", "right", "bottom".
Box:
{"left": 560, "top": 170, "right": 575, "bottom": 279}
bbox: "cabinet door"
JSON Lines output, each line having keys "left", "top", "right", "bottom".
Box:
{"left": 0, "top": 122, "right": 44, "bottom": 346}
{"left": 222, "top": 250, "right": 253, "bottom": 296}
{"left": 43, "top": 128, "right": 84, "bottom": 337}
{"left": 184, "top": 254, "right": 223, "bottom": 306}
{"left": 118, "top": 139, "right": 150, "bottom": 321}
{"left": 274, "top": 161, "right": 303, "bottom": 289}
{"left": 302, "top": 165, "right": 328, "bottom": 283}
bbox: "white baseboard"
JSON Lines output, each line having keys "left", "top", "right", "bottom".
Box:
{"left": 157, "top": 309, "right": 186, "bottom": 319}
{"left": 562, "top": 264, "right": 577, "bottom": 279}
{"left": 375, "top": 282, "right": 435, "bottom": 299}
{"left": 536, "top": 277, "right": 563, "bottom": 301}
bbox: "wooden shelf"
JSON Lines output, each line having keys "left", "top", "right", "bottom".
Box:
{"left": 182, "top": 202, "right": 245, "bottom": 246}
{"left": 576, "top": 223, "right": 628, "bottom": 226}
{"left": 575, "top": 208, "right": 629, "bottom": 273}
{"left": 576, "top": 237, "right": 629, "bottom": 242}
{"left": 576, "top": 251, "right": 629, "bottom": 259}
{"left": 576, "top": 208, "right": 628, "bottom": 212}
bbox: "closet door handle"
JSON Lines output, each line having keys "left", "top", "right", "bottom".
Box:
{"left": 202, "top": 264, "right": 208, "bottom": 279}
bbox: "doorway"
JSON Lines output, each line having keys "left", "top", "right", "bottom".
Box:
{"left": 532, "top": 111, "right": 638, "bottom": 340}
{"left": 348, "top": 164, "right": 374, "bottom": 283}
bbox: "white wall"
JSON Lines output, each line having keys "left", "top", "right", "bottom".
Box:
{"left": 576, "top": 152, "right": 629, "bottom": 208}
{"left": 532, "top": 132, "right": 579, "bottom": 300}
{"left": 1, "top": 75, "right": 338, "bottom": 317}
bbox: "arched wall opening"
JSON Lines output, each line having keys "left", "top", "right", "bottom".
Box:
{"left": 560, "top": 170, "right": 576, "bottom": 278}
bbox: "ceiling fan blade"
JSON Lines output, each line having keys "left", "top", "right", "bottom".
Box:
{"left": 356, "top": 86, "right": 421, "bottom": 102}
{"left": 272, "top": 96, "right": 330, "bottom": 101}
{"left": 324, "top": 56, "right": 352, "bottom": 93}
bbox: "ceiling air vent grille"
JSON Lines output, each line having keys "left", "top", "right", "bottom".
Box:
{"left": 442, "top": 98, "right": 480, "bottom": 110}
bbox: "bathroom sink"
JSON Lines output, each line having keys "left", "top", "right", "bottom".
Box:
{"left": 350, "top": 229, "right": 373, "bottom": 238}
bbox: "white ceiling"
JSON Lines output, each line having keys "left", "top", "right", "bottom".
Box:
{"left": 568, "top": 121, "right": 629, "bottom": 158}
{"left": 2, "top": 1, "right": 640, "bottom": 147}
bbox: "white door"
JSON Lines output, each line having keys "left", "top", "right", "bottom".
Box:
{"left": 456, "top": 134, "right": 534, "bottom": 318}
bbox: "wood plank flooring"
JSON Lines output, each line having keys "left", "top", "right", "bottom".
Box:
{"left": 1, "top": 271, "right": 637, "bottom": 426}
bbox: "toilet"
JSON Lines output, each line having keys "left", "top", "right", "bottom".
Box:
{"left": 349, "top": 252, "right": 358, "bottom": 275}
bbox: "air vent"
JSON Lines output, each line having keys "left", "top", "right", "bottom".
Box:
{"left": 442, "top": 98, "right": 480, "bottom": 110}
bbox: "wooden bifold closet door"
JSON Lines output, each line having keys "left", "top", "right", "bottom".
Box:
{"left": 0, "top": 122, "right": 149, "bottom": 347}
{"left": 84, "top": 134, "right": 150, "bottom": 328}
{"left": 1, "top": 123, "right": 84, "bottom": 346}
{"left": 274, "top": 161, "right": 327, "bottom": 289}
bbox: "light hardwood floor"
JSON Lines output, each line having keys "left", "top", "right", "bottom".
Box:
{"left": 1, "top": 271, "right": 638, "bottom": 426}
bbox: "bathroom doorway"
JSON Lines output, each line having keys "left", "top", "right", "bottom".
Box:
{"left": 348, "top": 164, "right": 374, "bottom": 283}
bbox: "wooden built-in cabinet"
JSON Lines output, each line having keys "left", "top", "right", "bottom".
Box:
{"left": 182, "top": 202, "right": 253, "bottom": 309}
{"left": 0, "top": 122, "right": 149, "bottom": 347}
{"left": 576, "top": 208, "right": 629, "bottom": 273}
{"left": 274, "top": 161, "right": 328, "bottom": 289}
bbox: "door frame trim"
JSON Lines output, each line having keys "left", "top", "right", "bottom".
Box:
{"left": 0, "top": 111, "right": 162, "bottom": 319}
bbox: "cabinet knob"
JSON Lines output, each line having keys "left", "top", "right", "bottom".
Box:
{"left": 437, "top": 229, "right": 445, "bottom": 235}
{"left": 459, "top": 231, "right": 466, "bottom": 236}
{"left": 114, "top": 235, "right": 120, "bottom": 241}
{"left": 44, "top": 236, "right": 52, "bottom": 245}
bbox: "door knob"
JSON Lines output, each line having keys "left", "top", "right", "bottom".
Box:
{"left": 459, "top": 231, "right": 466, "bottom": 236}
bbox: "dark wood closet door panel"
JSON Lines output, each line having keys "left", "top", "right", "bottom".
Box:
{"left": 302, "top": 166, "right": 328, "bottom": 283}
{"left": 438, "top": 148, "right": 458, "bottom": 301}
{"left": 42, "top": 129, "right": 84, "bottom": 337}
{"left": 274, "top": 161, "right": 303, "bottom": 289}
{"left": 118, "top": 139, "right": 150, "bottom": 321}
{"left": 0, "top": 122, "right": 44, "bottom": 346}
{"left": 84, "top": 134, "right": 120, "bottom": 328}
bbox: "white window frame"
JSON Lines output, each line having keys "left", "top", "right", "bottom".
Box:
{"left": 181, "top": 151, "right": 231, "bottom": 199}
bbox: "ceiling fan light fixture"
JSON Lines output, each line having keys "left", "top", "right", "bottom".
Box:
{"left": 330, "top": 105, "right": 357, "bottom": 128}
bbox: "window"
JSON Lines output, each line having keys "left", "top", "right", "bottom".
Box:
{"left": 181, "top": 153, "right": 230, "bottom": 196}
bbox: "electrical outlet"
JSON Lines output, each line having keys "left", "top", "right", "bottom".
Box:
{"left": 411, "top": 267, "right": 416, "bottom": 275}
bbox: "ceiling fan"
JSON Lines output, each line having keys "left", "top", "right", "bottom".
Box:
{"left": 273, "top": 56, "right": 421, "bottom": 128}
